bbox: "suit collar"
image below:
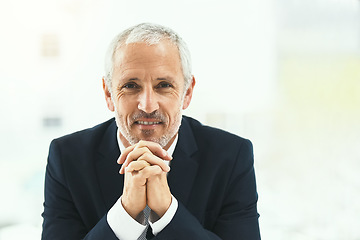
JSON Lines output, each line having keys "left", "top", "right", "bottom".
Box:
{"left": 168, "top": 117, "right": 199, "bottom": 206}
{"left": 97, "top": 119, "right": 119, "bottom": 158}
{"left": 96, "top": 119, "right": 123, "bottom": 210}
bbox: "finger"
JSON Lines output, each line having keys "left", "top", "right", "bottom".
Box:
{"left": 128, "top": 165, "right": 163, "bottom": 187}
{"left": 136, "top": 165, "right": 163, "bottom": 179}
{"left": 120, "top": 146, "right": 170, "bottom": 174}
{"left": 118, "top": 141, "right": 173, "bottom": 174}
{"left": 119, "top": 147, "right": 151, "bottom": 174}
{"left": 134, "top": 141, "right": 172, "bottom": 160}
{"left": 117, "top": 145, "right": 137, "bottom": 165}
{"left": 117, "top": 140, "right": 172, "bottom": 165}
{"left": 137, "top": 152, "right": 171, "bottom": 172}
{"left": 121, "top": 147, "right": 152, "bottom": 171}
{"left": 120, "top": 151, "right": 171, "bottom": 174}
{"left": 125, "top": 160, "right": 151, "bottom": 172}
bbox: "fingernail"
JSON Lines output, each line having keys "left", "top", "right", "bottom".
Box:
{"left": 117, "top": 155, "right": 124, "bottom": 164}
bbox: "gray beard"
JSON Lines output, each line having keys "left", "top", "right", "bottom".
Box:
{"left": 114, "top": 111, "right": 182, "bottom": 148}
{"left": 111, "top": 93, "right": 184, "bottom": 148}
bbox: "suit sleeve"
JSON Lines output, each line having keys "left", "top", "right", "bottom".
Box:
{"left": 41, "top": 140, "right": 118, "bottom": 240}
{"left": 151, "top": 139, "right": 261, "bottom": 240}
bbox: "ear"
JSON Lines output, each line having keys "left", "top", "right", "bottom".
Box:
{"left": 102, "top": 77, "right": 115, "bottom": 112}
{"left": 182, "top": 76, "right": 196, "bottom": 110}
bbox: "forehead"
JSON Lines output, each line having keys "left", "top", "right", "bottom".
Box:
{"left": 113, "top": 40, "right": 182, "bottom": 76}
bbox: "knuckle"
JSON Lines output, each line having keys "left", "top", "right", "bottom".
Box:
{"left": 143, "top": 152, "right": 153, "bottom": 159}
{"left": 138, "top": 160, "right": 150, "bottom": 168}
{"left": 126, "top": 152, "right": 136, "bottom": 163}
{"left": 127, "top": 161, "right": 136, "bottom": 167}
{"left": 138, "top": 140, "right": 147, "bottom": 147}
{"left": 152, "top": 165, "right": 161, "bottom": 174}
{"left": 149, "top": 165, "right": 162, "bottom": 175}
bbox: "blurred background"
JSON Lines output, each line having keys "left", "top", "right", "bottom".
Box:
{"left": 0, "top": 0, "right": 359, "bottom": 239}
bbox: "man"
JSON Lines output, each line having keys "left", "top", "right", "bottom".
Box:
{"left": 42, "top": 23, "right": 261, "bottom": 239}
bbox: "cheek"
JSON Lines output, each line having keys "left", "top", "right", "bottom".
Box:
{"left": 115, "top": 93, "right": 136, "bottom": 107}
{"left": 163, "top": 99, "right": 182, "bottom": 118}
{"left": 114, "top": 97, "right": 135, "bottom": 117}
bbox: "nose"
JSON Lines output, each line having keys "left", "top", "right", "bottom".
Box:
{"left": 137, "top": 87, "right": 159, "bottom": 113}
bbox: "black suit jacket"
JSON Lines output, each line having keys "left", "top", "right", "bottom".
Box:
{"left": 42, "top": 116, "right": 260, "bottom": 239}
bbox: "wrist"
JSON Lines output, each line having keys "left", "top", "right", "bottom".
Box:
{"left": 121, "top": 196, "right": 145, "bottom": 219}
{"left": 151, "top": 194, "right": 172, "bottom": 218}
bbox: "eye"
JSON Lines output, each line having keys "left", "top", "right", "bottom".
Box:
{"left": 122, "top": 82, "right": 139, "bottom": 89}
{"left": 156, "top": 82, "right": 173, "bottom": 89}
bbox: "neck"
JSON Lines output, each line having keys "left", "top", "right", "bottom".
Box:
{"left": 163, "top": 133, "right": 177, "bottom": 151}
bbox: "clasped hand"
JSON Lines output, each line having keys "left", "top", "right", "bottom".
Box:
{"left": 117, "top": 140, "right": 173, "bottom": 219}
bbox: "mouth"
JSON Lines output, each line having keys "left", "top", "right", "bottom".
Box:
{"left": 135, "top": 121, "right": 162, "bottom": 125}
{"left": 133, "top": 118, "right": 165, "bottom": 130}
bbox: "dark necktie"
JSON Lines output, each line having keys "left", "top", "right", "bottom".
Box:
{"left": 138, "top": 205, "right": 151, "bottom": 240}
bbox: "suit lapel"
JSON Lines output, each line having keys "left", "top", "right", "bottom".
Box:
{"left": 168, "top": 117, "right": 199, "bottom": 206}
{"left": 95, "top": 120, "right": 123, "bottom": 210}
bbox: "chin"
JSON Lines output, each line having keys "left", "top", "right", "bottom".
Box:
{"left": 140, "top": 136, "right": 169, "bottom": 148}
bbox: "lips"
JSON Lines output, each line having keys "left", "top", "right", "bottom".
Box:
{"left": 135, "top": 121, "right": 161, "bottom": 125}
{"left": 131, "top": 111, "right": 166, "bottom": 127}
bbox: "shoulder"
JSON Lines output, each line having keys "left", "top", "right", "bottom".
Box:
{"left": 182, "top": 115, "right": 252, "bottom": 150}
{"left": 52, "top": 118, "right": 115, "bottom": 144}
{"left": 180, "top": 116, "right": 254, "bottom": 172}
{"left": 49, "top": 118, "right": 116, "bottom": 157}
{"left": 180, "top": 116, "right": 255, "bottom": 192}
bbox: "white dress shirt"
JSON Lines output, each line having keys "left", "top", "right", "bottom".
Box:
{"left": 107, "top": 130, "right": 179, "bottom": 239}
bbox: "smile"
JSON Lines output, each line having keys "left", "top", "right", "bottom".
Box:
{"left": 136, "top": 121, "right": 161, "bottom": 125}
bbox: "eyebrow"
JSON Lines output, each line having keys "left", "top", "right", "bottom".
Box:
{"left": 156, "top": 77, "right": 175, "bottom": 82}
{"left": 122, "top": 76, "right": 175, "bottom": 82}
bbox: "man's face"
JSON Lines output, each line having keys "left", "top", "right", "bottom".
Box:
{"left": 103, "top": 40, "right": 194, "bottom": 149}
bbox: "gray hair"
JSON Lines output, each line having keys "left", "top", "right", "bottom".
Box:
{"left": 104, "top": 23, "right": 192, "bottom": 93}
